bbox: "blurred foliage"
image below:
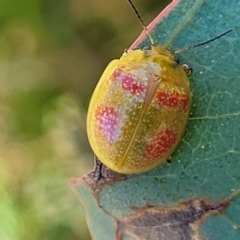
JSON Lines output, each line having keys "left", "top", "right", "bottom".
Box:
{"left": 0, "top": 0, "right": 169, "bottom": 239}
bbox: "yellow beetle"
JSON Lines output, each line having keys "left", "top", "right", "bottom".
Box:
{"left": 87, "top": 44, "right": 191, "bottom": 174}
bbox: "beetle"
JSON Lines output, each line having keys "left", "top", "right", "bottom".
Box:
{"left": 86, "top": 0, "right": 232, "bottom": 174}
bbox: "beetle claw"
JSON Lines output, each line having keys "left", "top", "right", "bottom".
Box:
{"left": 182, "top": 64, "right": 192, "bottom": 76}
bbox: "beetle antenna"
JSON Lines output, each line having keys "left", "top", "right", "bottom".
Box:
{"left": 127, "top": 0, "right": 155, "bottom": 45}
{"left": 175, "top": 29, "right": 233, "bottom": 53}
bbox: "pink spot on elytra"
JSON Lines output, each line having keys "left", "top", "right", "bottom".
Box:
{"left": 111, "top": 69, "right": 122, "bottom": 80}
{"left": 144, "top": 129, "right": 177, "bottom": 159}
{"left": 111, "top": 68, "right": 145, "bottom": 95}
{"left": 156, "top": 91, "right": 189, "bottom": 112}
{"left": 95, "top": 105, "right": 119, "bottom": 143}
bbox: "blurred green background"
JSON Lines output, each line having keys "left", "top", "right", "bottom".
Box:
{"left": 0, "top": 0, "right": 169, "bottom": 239}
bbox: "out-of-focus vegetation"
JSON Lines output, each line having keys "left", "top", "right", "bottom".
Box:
{"left": 0, "top": 0, "right": 169, "bottom": 239}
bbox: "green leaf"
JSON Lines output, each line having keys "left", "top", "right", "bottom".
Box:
{"left": 72, "top": 0, "right": 240, "bottom": 239}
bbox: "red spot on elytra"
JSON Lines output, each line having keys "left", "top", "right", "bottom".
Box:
{"left": 95, "top": 105, "right": 119, "bottom": 143}
{"left": 111, "top": 69, "right": 145, "bottom": 95}
{"left": 144, "top": 129, "right": 177, "bottom": 159}
{"left": 156, "top": 91, "right": 189, "bottom": 112}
